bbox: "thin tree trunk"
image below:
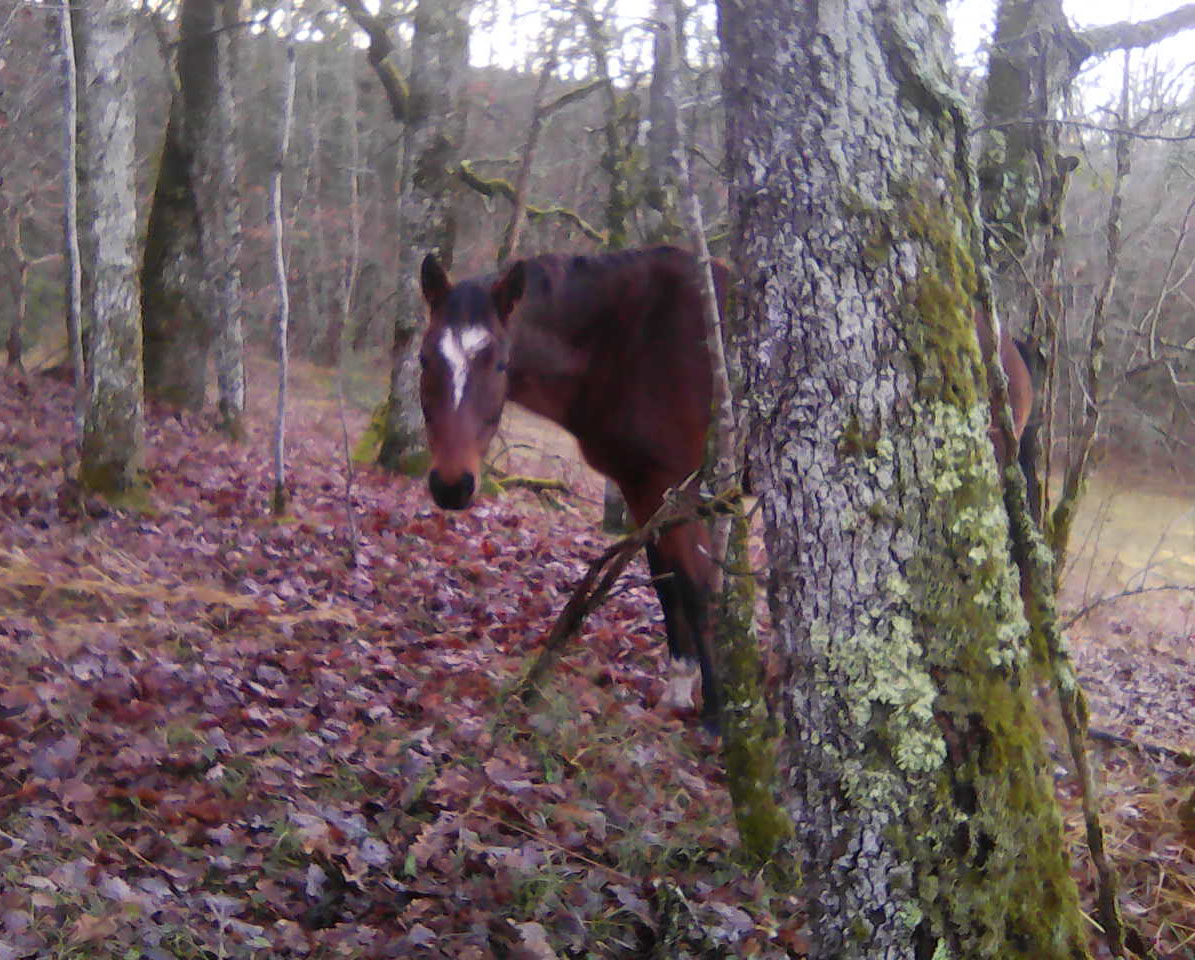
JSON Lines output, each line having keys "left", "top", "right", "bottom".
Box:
{"left": 272, "top": 7, "right": 297, "bottom": 516}
{"left": 659, "top": 0, "right": 788, "bottom": 863}
{"left": 337, "top": 33, "right": 362, "bottom": 559}
{"left": 1048, "top": 53, "right": 1128, "bottom": 584}
{"left": 578, "top": 0, "right": 632, "bottom": 533}
{"left": 212, "top": 0, "right": 246, "bottom": 439}
{"left": 497, "top": 27, "right": 562, "bottom": 265}
{"left": 58, "top": 0, "right": 84, "bottom": 436}
{"left": 8, "top": 218, "right": 28, "bottom": 371}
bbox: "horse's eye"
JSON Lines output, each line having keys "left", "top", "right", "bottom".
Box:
{"left": 495, "top": 358, "right": 508, "bottom": 373}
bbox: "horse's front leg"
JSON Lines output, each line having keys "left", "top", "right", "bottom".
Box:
{"left": 643, "top": 519, "right": 720, "bottom": 728}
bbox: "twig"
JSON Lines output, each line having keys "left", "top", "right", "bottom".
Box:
{"left": 1063, "top": 583, "right": 1195, "bottom": 630}
{"left": 973, "top": 117, "right": 1195, "bottom": 143}
{"left": 471, "top": 810, "right": 635, "bottom": 883}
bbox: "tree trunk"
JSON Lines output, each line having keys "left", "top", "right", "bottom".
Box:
{"left": 140, "top": 16, "right": 212, "bottom": 409}
{"left": 211, "top": 0, "right": 247, "bottom": 439}
{"left": 654, "top": 0, "right": 788, "bottom": 861}
{"left": 59, "top": 0, "right": 84, "bottom": 434}
{"left": 271, "top": 4, "right": 297, "bottom": 516}
{"left": 644, "top": 0, "right": 682, "bottom": 244}
{"left": 141, "top": 0, "right": 244, "bottom": 422}
{"left": 719, "top": 1, "right": 1089, "bottom": 956}
{"left": 8, "top": 217, "right": 28, "bottom": 372}
{"left": 376, "top": 0, "right": 471, "bottom": 474}
{"left": 978, "top": 0, "right": 1195, "bottom": 548}
{"left": 74, "top": 0, "right": 144, "bottom": 496}
{"left": 580, "top": 0, "right": 633, "bottom": 532}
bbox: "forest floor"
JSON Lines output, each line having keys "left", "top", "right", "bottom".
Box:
{"left": 0, "top": 354, "right": 1192, "bottom": 959}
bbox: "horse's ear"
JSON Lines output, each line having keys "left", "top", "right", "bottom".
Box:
{"left": 420, "top": 254, "right": 450, "bottom": 309}
{"left": 492, "top": 261, "right": 526, "bottom": 325}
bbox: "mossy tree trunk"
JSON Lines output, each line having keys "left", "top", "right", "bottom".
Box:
{"left": 376, "top": 0, "right": 471, "bottom": 474}
{"left": 720, "top": 1, "right": 1089, "bottom": 956}
{"left": 74, "top": 0, "right": 144, "bottom": 496}
{"left": 141, "top": 101, "right": 207, "bottom": 410}
{"left": 141, "top": 0, "right": 245, "bottom": 425}
{"left": 657, "top": 0, "right": 789, "bottom": 862}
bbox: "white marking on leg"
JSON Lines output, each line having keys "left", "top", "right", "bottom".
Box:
{"left": 439, "top": 327, "right": 493, "bottom": 408}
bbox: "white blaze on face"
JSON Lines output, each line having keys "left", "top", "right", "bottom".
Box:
{"left": 439, "top": 326, "right": 493, "bottom": 409}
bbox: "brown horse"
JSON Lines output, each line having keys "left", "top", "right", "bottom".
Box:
{"left": 417, "top": 246, "right": 1033, "bottom": 726}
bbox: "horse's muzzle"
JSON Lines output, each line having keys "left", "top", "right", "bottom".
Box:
{"left": 428, "top": 469, "right": 475, "bottom": 510}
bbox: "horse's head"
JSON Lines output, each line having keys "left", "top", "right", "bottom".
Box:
{"left": 418, "top": 254, "right": 525, "bottom": 510}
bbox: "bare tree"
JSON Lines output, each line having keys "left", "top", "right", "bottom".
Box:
{"left": 271, "top": 3, "right": 297, "bottom": 516}
{"left": 73, "top": 0, "right": 145, "bottom": 495}
{"left": 211, "top": 0, "right": 247, "bottom": 439}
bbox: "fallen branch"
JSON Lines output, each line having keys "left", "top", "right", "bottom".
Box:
{"left": 503, "top": 483, "right": 739, "bottom": 713}
{"left": 493, "top": 474, "right": 571, "bottom": 496}
{"left": 1088, "top": 729, "right": 1194, "bottom": 765}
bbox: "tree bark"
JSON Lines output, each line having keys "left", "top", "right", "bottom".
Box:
{"left": 271, "top": 4, "right": 297, "bottom": 515}
{"left": 59, "top": 0, "right": 84, "bottom": 434}
{"left": 719, "top": 1, "right": 1089, "bottom": 956}
{"left": 376, "top": 0, "right": 471, "bottom": 474}
{"left": 578, "top": 0, "right": 633, "bottom": 532}
{"left": 655, "top": 0, "right": 789, "bottom": 862}
{"left": 74, "top": 0, "right": 144, "bottom": 495}
{"left": 211, "top": 0, "right": 247, "bottom": 439}
{"left": 645, "top": 0, "right": 682, "bottom": 244}
{"left": 140, "top": 0, "right": 215, "bottom": 410}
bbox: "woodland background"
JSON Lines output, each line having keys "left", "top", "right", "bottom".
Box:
{"left": 0, "top": 0, "right": 1194, "bottom": 957}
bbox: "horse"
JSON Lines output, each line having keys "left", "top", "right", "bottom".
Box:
{"left": 416, "top": 245, "right": 1035, "bottom": 727}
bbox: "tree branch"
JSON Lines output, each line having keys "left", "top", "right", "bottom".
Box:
{"left": 1079, "top": 4, "right": 1195, "bottom": 61}
{"left": 974, "top": 117, "right": 1195, "bottom": 143}
{"left": 455, "top": 161, "right": 606, "bottom": 242}
{"left": 335, "top": 0, "right": 410, "bottom": 123}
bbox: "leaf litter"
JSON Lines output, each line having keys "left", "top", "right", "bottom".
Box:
{"left": 1, "top": 361, "right": 1192, "bottom": 958}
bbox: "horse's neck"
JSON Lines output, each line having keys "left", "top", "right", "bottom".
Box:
{"left": 507, "top": 292, "right": 599, "bottom": 427}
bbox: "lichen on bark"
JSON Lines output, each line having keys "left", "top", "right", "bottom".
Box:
{"left": 719, "top": 0, "right": 1090, "bottom": 955}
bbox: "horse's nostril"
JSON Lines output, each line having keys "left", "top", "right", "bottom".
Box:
{"left": 428, "top": 470, "right": 475, "bottom": 510}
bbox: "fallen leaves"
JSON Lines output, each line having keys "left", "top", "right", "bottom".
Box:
{"left": 0, "top": 365, "right": 769, "bottom": 958}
